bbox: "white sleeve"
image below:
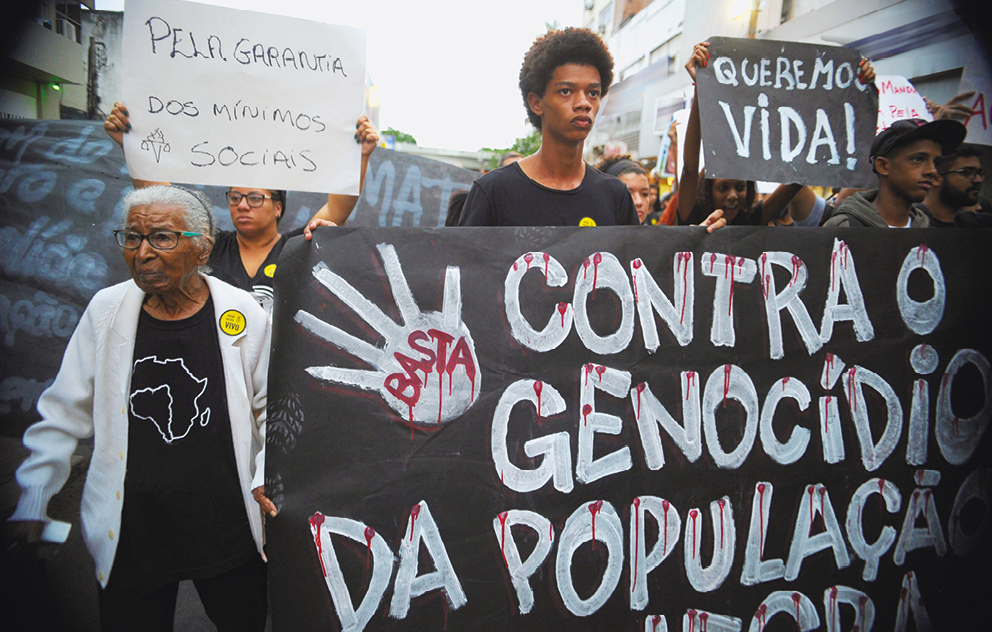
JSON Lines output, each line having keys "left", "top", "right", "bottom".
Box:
{"left": 794, "top": 195, "right": 826, "bottom": 227}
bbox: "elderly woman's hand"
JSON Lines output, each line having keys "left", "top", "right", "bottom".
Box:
{"left": 4, "top": 520, "right": 45, "bottom": 547}
{"left": 252, "top": 486, "right": 278, "bottom": 518}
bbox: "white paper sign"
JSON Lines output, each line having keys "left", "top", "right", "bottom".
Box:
{"left": 122, "top": 0, "right": 366, "bottom": 194}
{"left": 875, "top": 75, "right": 932, "bottom": 134}
{"left": 959, "top": 48, "right": 992, "bottom": 146}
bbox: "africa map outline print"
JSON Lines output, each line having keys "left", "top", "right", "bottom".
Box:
{"left": 129, "top": 355, "right": 211, "bottom": 443}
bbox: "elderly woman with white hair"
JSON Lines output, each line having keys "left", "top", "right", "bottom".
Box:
{"left": 7, "top": 185, "right": 273, "bottom": 631}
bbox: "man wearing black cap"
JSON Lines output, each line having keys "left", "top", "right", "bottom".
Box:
{"left": 915, "top": 145, "right": 990, "bottom": 227}
{"left": 823, "top": 118, "right": 968, "bottom": 227}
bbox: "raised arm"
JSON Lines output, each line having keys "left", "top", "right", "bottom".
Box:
{"left": 104, "top": 102, "right": 170, "bottom": 189}
{"left": 304, "top": 115, "right": 379, "bottom": 239}
{"left": 677, "top": 42, "right": 708, "bottom": 224}
{"left": 759, "top": 183, "right": 803, "bottom": 225}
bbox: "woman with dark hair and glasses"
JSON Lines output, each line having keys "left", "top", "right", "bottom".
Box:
{"left": 8, "top": 185, "right": 273, "bottom": 631}
{"left": 104, "top": 102, "right": 378, "bottom": 313}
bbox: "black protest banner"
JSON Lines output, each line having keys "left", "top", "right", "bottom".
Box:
{"left": 696, "top": 37, "right": 878, "bottom": 188}
{"left": 266, "top": 226, "right": 992, "bottom": 631}
{"left": 0, "top": 120, "right": 475, "bottom": 437}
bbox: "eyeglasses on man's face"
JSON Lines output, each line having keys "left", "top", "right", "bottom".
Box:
{"left": 114, "top": 230, "right": 202, "bottom": 250}
{"left": 226, "top": 191, "right": 275, "bottom": 207}
{"left": 939, "top": 167, "right": 984, "bottom": 180}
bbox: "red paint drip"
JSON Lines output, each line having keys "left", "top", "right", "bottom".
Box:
{"left": 533, "top": 381, "right": 543, "bottom": 419}
{"left": 550, "top": 522, "right": 553, "bottom": 542}
{"left": 410, "top": 504, "right": 421, "bottom": 541}
{"left": 364, "top": 526, "right": 375, "bottom": 570}
{"left": 757, "top": 483, "right": 766, "bottom": 553}
{"left": 633, "top": 275, "right": 638, "bottom": 303}
{"left": 678, "top": 252, "right": 691, "bottom": 323}
{"left": 589, "top": 500, "right": 603, "bottom": 549}
{"left": 310, "top": 513, "right": 327, "bottom": 576}
{"left": 756, "top": 604, "right": 767, "bottom": 632}
{"left": 558, "top": 302, "right": 568, "bottom": 327}
{"left": 688, "top": 609, "right": 697, "bottom": 632}
{"left": 662, "top": 499, "right": 670, "bottom": 551}
{"left": 513, "top": 261, "right": 518, "bottom": 271}
{"left": 924, "top": 489, "right": 932, "bottom": 515}
{"left": 592, "top": 253, "right": 602, "bottom": 298}
{"left": 583, "top": 257, "right": 590, "bottom": 279}
{"left": 632, "top": 497, "right": 641, "bottom": 592}
{"left": 859, "top": 595, "right": 868, "bottom": 625}
{"left": 825, "top": 353, "right": 834, "bottom": 381}
{"left": 782, "top": 376, "right": 790, "bottom": 391}
{"left": 700, "top": 612, "right": 709, "bottom": 632}
{"left": 829, "top": 586, "right": 839, "bottom": 623}
{"left": 543, "top": 252, "right": 550, "bottom": 277}
{"left": 584, "top": 363, "right": 593, "bottom": 386}
{"left": 709, "top": 252, "right": 717, "bottom": 274}
{"left": 437, "top": 370, "right": 444, "bottom": 425}
{"left": 636, "top": 383, "right": 646, "bottom": 419}
{"left": 917, "top": 380, "right": 925, "bottom": 404}
{"left": 818, "top": 487, "right": 827, "bottom": 517}
{"left": 498, "top": 511, "right": 509, "bottom": 566}
{"left": 917, "top": 244, "right": 928, "bottom": 265}
{"left": 524, "top": 253, "right": 533, "bottom": 270}
{"left": 824, "top": 395, "right": 832, "bottom": 433}
{"left": 690, "top": 509, "right": 699, "bottom": 558}
{"left": 848, "top": 367, "right": 858, "bottom": 412}
{"left": 830, "top": 251, "right": 838, "bottom": 291}
{"left": 686, "top": 371, "right": 696, "bottom": 399}
{"left": 723, "top": 364, "right": 732, "bottom": 408}
{"left": 596, "top": 365, "right": 606, "bottom": 381}
{"left": 725, "top": 254, "right": 737, "bottom": 316}
{"left": 808, "top": 486, "right": 816, "bottom": 528}
{"left": 761, "top": 253, "right": 768, "bottom": 298}
{"left": 652, "top": 615, "right": 662, "bottom": 632}
{"left": 840, "top": 241, "right": 849, "bottom": 267}
{"left": 582, "top": 403, "right": 592, "bottom": 426}
{"left": 790, "top": 254, "right": 801, "bottom": 287}
{"left": 718, "top": 499, "right": 726, "bottom": 547}
{"left": 792, "top": 592, "right": 802, "bottom": 622}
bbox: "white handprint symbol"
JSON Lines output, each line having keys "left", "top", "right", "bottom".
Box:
{"left": 296, "top": 243, "right": 480, "bottom": 436}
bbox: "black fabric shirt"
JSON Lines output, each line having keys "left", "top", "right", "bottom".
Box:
{"left": 113, "top": 295, "right": 256, "bottom": 592}
{"left": 208, "top": 226, "right": 304, "bottom": 314}
{"left": 915, "top": 203, "right": 992, "bottom": 227}
{"left": 458, "top": 162, "right": 639, "bottom": 227}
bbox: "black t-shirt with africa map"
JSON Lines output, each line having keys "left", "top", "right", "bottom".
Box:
{"left": 209, "top": 227, "right": 304, "bottom": 314}
{"left": 111, "top": 295, "right": 256, "bottom": 592}
{"left": 458, "top": 162, "right": 639, "bottom": 227}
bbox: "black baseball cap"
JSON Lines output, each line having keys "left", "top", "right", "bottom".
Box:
{"left": 870, "top": 118, "right": 967, "bottom": 165}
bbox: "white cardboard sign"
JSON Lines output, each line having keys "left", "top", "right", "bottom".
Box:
{"left": 875, "top": 75, "right": 931, "bottom": 134}
{"left": 122, "top": 0, "right": 366, "bottom": 194}
{"left": 959, "top": 48, "right": 992, "bottom": 146}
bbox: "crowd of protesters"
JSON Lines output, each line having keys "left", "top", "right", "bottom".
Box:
{"left": 4, "top": 21, "right": 988, "bottom": 632}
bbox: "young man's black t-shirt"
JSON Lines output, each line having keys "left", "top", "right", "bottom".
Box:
{"left": 458, "top": 162, "right": 639, "bottom": 227}
{"left": 209, "top": 226, "right": 304, "bottom": 314}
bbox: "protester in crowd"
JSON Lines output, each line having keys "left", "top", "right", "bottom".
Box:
{"left": 595, "top": 154, "right": 651, "bottom": 223}
{"left": 679, "top": 41, "right": 876, "bottom": 227}
{"left": 459, "top": 28, "right": 724, "bottom": 230}
{"left": 498, "top": 151, "right": 524, "bottom": 167}
{"left": 647, "top": 181, "right": 660, "bottom": 216}
{"left": 823, "top": 118, "right": 967, "bottom": 227}
{"left": 7, "top": 185, "right": 272, "bottom": 631}
{"left": 104, "top": 103, "right": 378, "bottom": 312}
{"left": 445, "top": 190, "right": 469, "bottom": 226}
{"left": 915, "top": 144, "right": 990, "bottom": 227}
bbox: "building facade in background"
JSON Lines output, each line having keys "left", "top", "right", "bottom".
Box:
{"left": 1, "top": 1, "right": 94, "bottom": 120}
{"left": 584, "top": 0, "right": 984, "bottom": 166}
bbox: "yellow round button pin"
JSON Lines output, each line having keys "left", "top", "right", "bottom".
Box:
{"left": 579, "top": 217, "right": 597, "bottom": 227}
{"left": 220, "top": 310, "right": 246, "bottom": 336}
{"left": 264, "top": 264, "right": 277, "bottom": 278}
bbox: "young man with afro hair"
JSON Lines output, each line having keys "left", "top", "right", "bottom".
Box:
{"left": 459, "top": 28, "right": 716, "bottom": 228}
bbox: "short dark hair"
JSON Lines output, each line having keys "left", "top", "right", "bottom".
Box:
{"left": 935, "top": 143, "right": 984, "bottom": 172}
{"left": 595, "top": 154, "right": 645, "bottom": 178}
{"left": 695, "top": 178, "right": 757, "bottom": 219}
{"left": 519, "top": 28, "right": 614, "bottom": 131}
{"left": 271, "top": 189, "right": 287, "bottom": 224}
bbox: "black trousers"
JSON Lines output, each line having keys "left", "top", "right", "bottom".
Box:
{"left": 98, "top": 554, "right": 267, "bottom": 632}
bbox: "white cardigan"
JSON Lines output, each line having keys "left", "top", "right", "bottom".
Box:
{"left": 11, "top": 276, "right": 270, "bottom": 588}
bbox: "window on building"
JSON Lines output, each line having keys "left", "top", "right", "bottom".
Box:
{"left": 781, "top": 0, "right": 794, "bottom": 23}
{"left": 55, "top": 3, "right": 82, "bottom": 44}
{"left": 599, "top": 1, "right": 614, "bottom": 34}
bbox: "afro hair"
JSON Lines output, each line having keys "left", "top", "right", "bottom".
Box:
{"left": 519, "top": 28, "right": 614, "bottom": 131}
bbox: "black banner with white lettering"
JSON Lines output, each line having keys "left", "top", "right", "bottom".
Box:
{"left": 696, "top": 37, "right": 878, "bottom": 188}
{"left": 266, "top": 226, "right": 992, "bottom": 631}
{"left": 0, "top": 120, "right": 475, "bottom": 436}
